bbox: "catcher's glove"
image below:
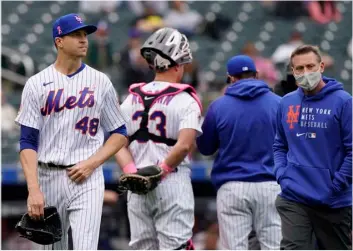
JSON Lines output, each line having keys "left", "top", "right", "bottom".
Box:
{"left": 119, "top": 165, "right": 163, "bottom": 195}
{"left": 15, "top": 206, "right": 62, "bottom": 245}
{"left": 116, "top": 179, "right": 128, "bottom": 195}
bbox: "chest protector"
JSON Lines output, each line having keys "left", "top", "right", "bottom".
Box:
{"left": 128, "top": 83, "right": 202, "bottom": 146}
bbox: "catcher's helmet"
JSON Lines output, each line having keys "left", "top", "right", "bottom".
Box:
{"left": 15, "top": 206, "right": 62, "bottom": 245}
{"left": 140, "top": 27, "right": 192, "bottom": 72}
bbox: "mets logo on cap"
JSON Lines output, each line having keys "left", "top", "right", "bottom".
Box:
{"left": 57, "top": 26, "right": 62, "bottom": 35}
{"left": 75, "top": 15, "right": 83, "bottom": 23}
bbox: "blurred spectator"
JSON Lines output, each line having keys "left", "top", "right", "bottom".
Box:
{"left": 242, "top": 42, "right": 279, "bottom": 88}
{"left": 348, "top": 38, "right": 352, "bottom": 58}
{"left": 103, "top": 190, "right": 119, "bottom": 205}
{"left": 193, "top": 221, "right": 261, "bottom": 250}
{"left": 182, "top": 61, "right": 201, "bottom": 89}
{"left": 163, "top": 1, "right": 203, "bottom": 37}
{"left": 271, "top": 32, "right": 334, "bottom": 69}
{"left": 274, "top": 64, "right": 298, "bottom": 97}
{"left": 193, "top": 200, "right": 221, "bottom": 250}
{"left": 86, "top": 20, "right": 113, "bottom": 71}
{"left": 118, "top": 28, "right": 154, "bottom": 92}
{"left": 201, "top": 13, "right": 231, "bottom": 40}
{"left": 133, "top": 6, "right": 164, "bottom": 33}
{"left": 79, "top": 0, "right": 121, "bottom": 14}
{"left": 306, "top": 1, "right": 342, "bottom": 24}
{"left": 271, "top": 31, "right": 304, "bottom": 65}
{"left": 127, "top": 1, "right": 169, "bottom": 16}
{"left": 98, "top": 194, "right": 130, "bottom": 250}
{"left": 272, "top": 1, "right": 307, "bottom": 19}
{"left": 321, "top": 52, "right": 334, "bottom": 68}
{"left": 193, "top": 222, "right": 221, "bottom": 250}
{"left": 221, "top": 84, "right": 228, "bottom": 95}
{"left": 1, "top": 93, "right": 18, "bottom": 134}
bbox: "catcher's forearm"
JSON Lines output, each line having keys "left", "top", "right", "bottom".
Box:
{"left": 163, "top": 143, "right": 191, "bottom": 168}
{"left": 20, "top": 149, "right": 40, "bottom": 191}
{"left": 163, "top": 136, "right": 195, "bottom": 169}
{"left": 163, "top": 128, "right": 197, "bottom": 168}
{"left": 89, "top": 133, "right": 128, "bottom": 168}
{"left": 115, "top": 146, "right": 134, "bottom": 168}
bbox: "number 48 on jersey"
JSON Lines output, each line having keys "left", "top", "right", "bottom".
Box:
{"left": 75, "top": 116, "right": 99, "bottom": 136}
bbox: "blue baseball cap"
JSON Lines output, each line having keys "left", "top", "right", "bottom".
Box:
{"left": 227, "top": 55, "right": 257, "bottom": 76}
{"left": 52, "top": 13, "right": 97, "bottom": 39}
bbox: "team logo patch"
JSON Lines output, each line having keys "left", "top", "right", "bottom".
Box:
{"left": 75, "top": 15, "right": 83, "bottom": 23}
{"left": 286, "top": 105, "right": 300, "bottom": 129}
{"left": 57, "top": 26, "right": 62, "bottom": 35}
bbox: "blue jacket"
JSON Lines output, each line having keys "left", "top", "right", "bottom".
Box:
{"left": 196, "top": 79, "right": 281, "bottom": 190}
{"left": 273, "top": 77, "right": 352, "bottom": 208}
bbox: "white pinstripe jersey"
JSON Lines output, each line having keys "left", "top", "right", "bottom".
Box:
{"left": 15, "top": 64, "right": 129, "bottom": 165}
{"left": 121, "top": 81, "right": 202, "bottom": 169}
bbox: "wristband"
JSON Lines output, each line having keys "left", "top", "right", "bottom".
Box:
{"left": 122, "top": 162, "right": 137, "bottom": 174}
{"left": 159, "top": 162, "right": 174, "bottom": 177}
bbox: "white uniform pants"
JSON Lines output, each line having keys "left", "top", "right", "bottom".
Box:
{"left": 38, "top": 164, "right": 104, "bottom": 250}
{"left": 217, "top": 181, "right": 282, "bottom": 250}
{"left": 127, "top": 167, "right": 194, "bottom": 250}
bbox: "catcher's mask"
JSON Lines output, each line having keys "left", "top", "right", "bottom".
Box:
{"left": 140, "top": 27, "right": 192, "bottom": 72}
{"left": 15, "top": 206, "right": 62, "bottom": 245}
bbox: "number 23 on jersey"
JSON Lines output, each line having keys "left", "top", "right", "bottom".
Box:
{"left": 133, "top": 110, "right": 166, "bottom": 139}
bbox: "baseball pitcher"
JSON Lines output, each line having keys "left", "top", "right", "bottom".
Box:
{"left": 15, "top": 13, "right": 129, "bottom": 250}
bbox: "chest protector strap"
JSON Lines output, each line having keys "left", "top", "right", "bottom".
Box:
{"left": 128, "top": 83, "right": 202, "bottom": 146}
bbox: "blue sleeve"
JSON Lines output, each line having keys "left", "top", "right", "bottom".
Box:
{"left": 332, "top": 99, "right": 352, "bottom": 192}
{"left": 20, "top": 125, "right": 40, "bottom": 152}
{"left": 273, "top": 102, "right": 288, "bottom": 182}
{"left": 196, "top": 104, "right": 219, "bottom": 155}
{"left": 109, "top": 124, "right": 127, "bottom": 137}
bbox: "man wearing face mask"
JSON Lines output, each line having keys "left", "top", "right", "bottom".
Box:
{"left": 273, "top": 45, "right": 352, "bottom": 249}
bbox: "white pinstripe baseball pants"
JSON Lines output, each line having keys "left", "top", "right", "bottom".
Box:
{"left": 217, "top": 181, "right": 282, "bottom": 250}
{"left": 38, "top": 164, "right": 105, "bottom": 250}
{"left": 127, "top": 167, "right": 194, "bottom": 250}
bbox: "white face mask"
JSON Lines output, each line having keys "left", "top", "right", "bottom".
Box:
{"left": 294, "top": 68, "right": 322, "bottom": 91}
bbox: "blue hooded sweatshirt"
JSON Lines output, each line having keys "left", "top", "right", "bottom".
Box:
{"left": 273, "top": 77, "right": 352, "bottom": 208}
{"left": 196, "top": 79, "right": 281, "bottom": 190}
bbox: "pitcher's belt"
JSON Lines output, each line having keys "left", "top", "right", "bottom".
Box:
{"left": 38, "top": 161, "right": 75, "bottom": 169}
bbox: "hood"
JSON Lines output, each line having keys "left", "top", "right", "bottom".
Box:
{"left": 298, "top": 76, "right": 344, "bottom": 100}
{"left": 225, "top": 79, "right": 271, "bottom": 99}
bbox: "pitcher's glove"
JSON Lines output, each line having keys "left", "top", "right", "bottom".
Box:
{"left": 119, "top": 165, "right": 163, "bottom": 195}
{"left": 15, "top": 206, "right": 62, "bottom": 245}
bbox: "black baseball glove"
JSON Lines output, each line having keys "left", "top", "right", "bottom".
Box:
{"left": 119, "top": 165, "right": 163, "bottom": 195}
{"left": 15, "top": 206, "right": 62, "bottom": 245}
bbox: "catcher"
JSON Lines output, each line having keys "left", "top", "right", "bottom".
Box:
{"left": 115, "top": 27, "right": 202, "bottom": 250}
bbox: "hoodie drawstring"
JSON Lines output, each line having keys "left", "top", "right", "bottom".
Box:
{"left": 299, "top": 96, "right": 311, "bottom": 139}
{"left": 305, "top": 102, "right": 310, "bottom": 138}
{"left": 298, "top": 96, "right": 304, "bottom": 131}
